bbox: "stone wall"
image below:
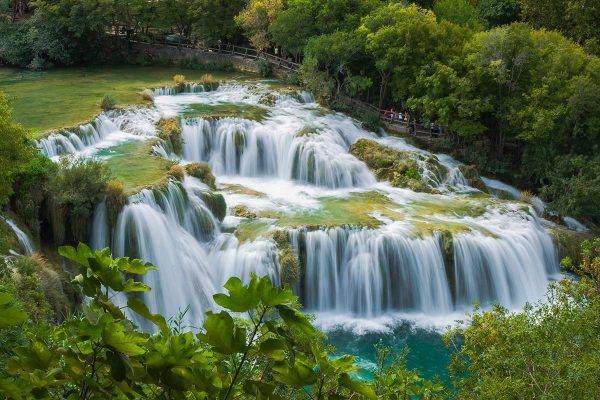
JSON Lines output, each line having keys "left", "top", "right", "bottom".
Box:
{"left": 130, "top": 42, "right": 291, "bottom": 79}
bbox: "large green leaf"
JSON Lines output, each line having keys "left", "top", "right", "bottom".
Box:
{"left": 339, "top": 373, "right": 377, "bottom": 399}
{"left": 213, "top": 276, "right": 260, "bottom": 312}
{"left": 0, "top": 293, "right": 27, "bottom": 328}
{"left": 102, "top": 322, "right": 147, "bottom": 356}
{"left": 198, "top": 311, "right": 247, "bottom": 354}
{"left": 276, "top": 305, "right": 315, "bottom": 336}
{"left": 127, "top": 297, "right": 168, "bottom": 334}
{"left": 272, "top": 358, "right": 317, "bottom": 388}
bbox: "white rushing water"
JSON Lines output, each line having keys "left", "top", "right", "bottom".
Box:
{"left": 2, "top": 217, "right": 34, "bottom": 255}
{"left": 52, "top": 80, "right": 566, "bottom": 331}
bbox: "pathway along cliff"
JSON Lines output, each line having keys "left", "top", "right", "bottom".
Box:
{"left": 36, "top": 78, "right": 564, "bottom": 377}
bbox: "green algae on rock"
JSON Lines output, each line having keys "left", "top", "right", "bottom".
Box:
{"left": 350, "top": 139, "right": 446, "bottom": 193}
{"left": 185, "top": 162, "right": 217, "bottom": 190}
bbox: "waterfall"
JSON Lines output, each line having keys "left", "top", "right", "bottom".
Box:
{"left": 153, "top": 83, "right": 206, "bottom": 96}
{"left": 36, "top": 109, "right": 159, "bottom": 158}
{"left": 180, "top": 117, "right": 376, "bottom": 188}
{"left": 91, "top": 201, "right": 109, "bottom": 251}
{"left": 61, "top": 81, "right": 564, "bottom": 330}
{"left": 292, "top": 217, "right": 558, "bottom": 317}
{"left": 2, "top": 217, "right": 34, "bottom": 255}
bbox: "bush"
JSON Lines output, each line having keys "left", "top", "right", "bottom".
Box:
{"left": 185, "top": 162, "right": 216, "bottom": 189}
{"left": 541, "top": 154, "right": 600, "bottom": 224}
{"left": 156, "top": 118, "right": 183, "bottom": 155}
{"left": 167, "top": 164, "right": 185, "bottom": 181}
{"left": 201, "top": 73, "right": 219, "bottom": 91}
{"left": 173, "top": 74, "right": 186, "bottom": 93}
{"left": 361, "top": 111, "right": 382, "bottom": 132}
{"left": 140, "top": 89, "right": 154, "bottom": 101}
{"left": 100, "top": 94, "right": 116, "bottom": 111}
{"left": 256, "top": 58, "right": 273, "bottom": 78}
{"left": 46, "top": 158, "right": 111, "bottom": 244}
{"left": 106, "top": 179, "right": 127, "bottom": 230}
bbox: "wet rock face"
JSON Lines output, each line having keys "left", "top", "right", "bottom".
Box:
{"left": 459, "top": 164, "right": 487, "bottom": 192}
{"left": 349, "top": 139, "right": 445, "bottom": 193}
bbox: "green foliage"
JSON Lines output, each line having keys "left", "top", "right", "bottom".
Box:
{"left": 0, "top": 93, "right": 35, "bottom": 207}
{"left": 46, "top": 159, "right": 111, "bottom": 244}
{"left": 156, "top": 118, "right": 183, "bottom": 154}
{"left": 433, "top": 0, "right": 484, "bottom": 28}
{"left": 360, "top": 111, "right": 381, "bottom": 131}
{"left": 185, "top": 162, "right": 217, "bottom": 189}
{"left": 350, "top": 139, "right": 444, "bottom": 193}
{"left": 519, "top": 0, "right": 600, "bottom": 53}
{"left": 373, "top": 345, "right": 445, "bottom": 399}
{"left": 541, "top": 154, "right": 600, "bottom": 223}
{"left": 0, "top": 244, "right": 380, "bottom": 399}
{"left": 100, "top": 94, "right": 116, "bottom": 111}
{"left": 476, "top": 0, "right": 520, "bottom": 27}
{"left": 256, "top": 58, "right": 273, "bottom": 78}
{"left": 446, "top": 238, "right": 600, "bottom": 399}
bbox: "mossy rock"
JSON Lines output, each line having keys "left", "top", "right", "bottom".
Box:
{"left": 551, "top": 228, "right": 594, "bottom": 268}
{"left": 185, "top": 162, "right": 216, "bottom": 190}
{"left": 201, "top": 192, "right": 227, "bottom": 222}
{"left": 157, "top": 118, "right": 183, "bottom": 155}
{"left": 459, "top": 164, "right": 487, "bottom": 192}
{"left": 271, "top": 229, "right": 301, "bottom": 287}
{"left": 350, "top": 139, "right": 444, "bottom": 193}
{"left": 231, "top": 205, "right": 258, "bottom": 219}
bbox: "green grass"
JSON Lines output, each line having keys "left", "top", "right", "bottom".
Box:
{"left": 0, "top": 66, "right": 245, "bottom": 134}
{"left": 182, "top": 102, "right": 269, "bottom": 121}
{"left": 99, "top": 139, "right": 172, "bottom": 195}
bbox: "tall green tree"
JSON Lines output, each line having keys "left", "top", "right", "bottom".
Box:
{"left": 0, "top": 93, "right": 34, "bottom": 207}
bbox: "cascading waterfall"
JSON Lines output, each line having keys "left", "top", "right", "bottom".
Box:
{"left": 292, "top": 217, "right": 557, "bottom": 316}
{"left": 62, "top": 80, "right": 564, "bottom": 329}
{"left": 180, "top": 116, "right": 376, "bottom": 188}
{"left": 36, "top": 109, "right": 159, "bottom": 158}
{"left": 153, "top": 83, "right": 206, "bottom": 96}
{"left": 2, "top": 217, "right": 35, "bottom": 255}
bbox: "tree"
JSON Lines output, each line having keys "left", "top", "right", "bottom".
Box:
{"left": 192, "top": 0, "right": 245, "bottom": 45}
{"left": 520, "top": 0, "right": 600, "bottom": 54}
{"left": 446, "top": 238, "right": 600, "bottom": 399}
{"left": 302, "top": 30, "right": 367, "bottom": 97}
{"left": 476, "top": 0, "right": 520, "bottom": 27}
{"left": 433, "top": 0, "right": 484, "bottom": 28}
{"left": 235, "top": 0, "right": 284, "bottom": 50}
{"left": 0, "top": 93, "right": 34, "bottom": 207}
{"left": 360, "top": 3, "right": 470, "bottom": 108}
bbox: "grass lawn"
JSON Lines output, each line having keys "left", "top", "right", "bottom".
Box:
{"left": 99, "top": 139, "right": 172, "bottom": 195}
{"left": 0, "top": 66, "right": 248, "bottom": 134}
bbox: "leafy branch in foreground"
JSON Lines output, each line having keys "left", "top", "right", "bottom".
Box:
{"left": 0, "top": 243, "right": 381, "bottom": 400}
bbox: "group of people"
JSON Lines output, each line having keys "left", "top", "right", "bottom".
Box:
{"left": 382, "top": 108, "right": 408, "bottom": 123}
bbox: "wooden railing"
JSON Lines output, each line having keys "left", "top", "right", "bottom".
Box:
{"left": 208, "top": 44, "right": 299, "bottom": 71}
{"left": 129, "top": 37, "right": 299, "bottom": 72}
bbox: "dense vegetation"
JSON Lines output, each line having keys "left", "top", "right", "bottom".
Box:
{"left": 0, "top": 239, "right": 598, "bottom": 399}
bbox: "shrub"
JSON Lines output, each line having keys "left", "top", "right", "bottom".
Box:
{"left": 168, "top": 164, "right": 185, "bottom": 181}
{"left": 100, "top": 94, "right": 116, "bottom": 111}
{"left": 361, "top": 111, "right": 382, "bottom": 132}
{"left": 46, "top": 158, "right": 111, "bottom": 244}
{"left": 173, "top": 74, "right": 186, "bottom": 93}
{"left": 201, "top": 73, "right": 219, "bottom": 91}
{"left": 156, "top": 118, "right": 183, "bottom": 155}
{"left": 185, "top": 162, "right": 216, "bottom": 190}
{"left": 256, "top": 58, "right": 273, "bottom": 78}
{"left": 106, "top": 179, "right": 127, "bottom": 230}
{"left": 140, "top": 89, "right": 154, "bottom": 101}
